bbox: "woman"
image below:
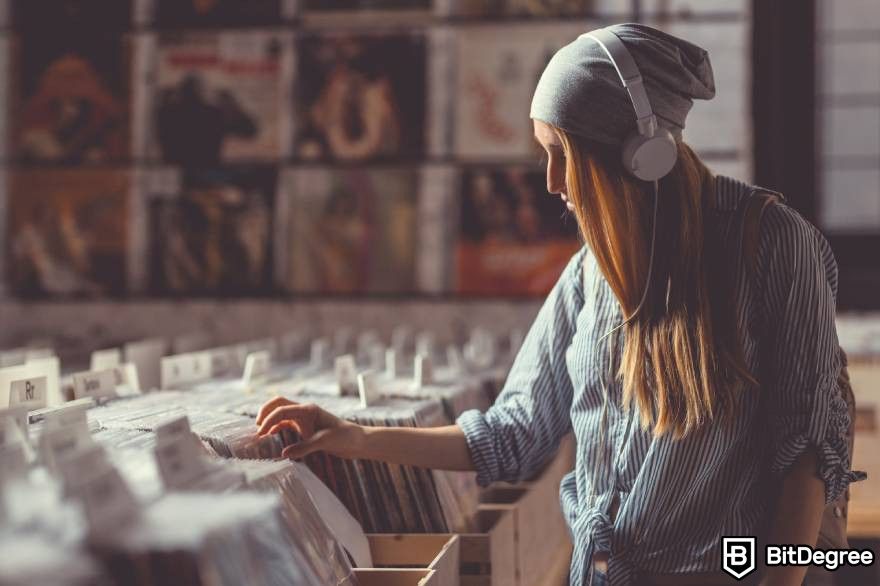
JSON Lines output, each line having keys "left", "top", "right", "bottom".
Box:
{"left": 255, "top": 24, "right": 864, "bottom": 585}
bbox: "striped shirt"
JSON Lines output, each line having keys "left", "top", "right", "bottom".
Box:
{"left": 457, "top": 175, "right": 867, "bottom": 585}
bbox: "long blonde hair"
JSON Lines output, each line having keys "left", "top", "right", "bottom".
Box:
{"left": 555, "top": 126, "right": 757, "bottom": 439}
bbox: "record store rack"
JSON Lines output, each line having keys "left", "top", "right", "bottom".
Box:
{"left": 0, "top": 325, "right": 574, "bottom": 586}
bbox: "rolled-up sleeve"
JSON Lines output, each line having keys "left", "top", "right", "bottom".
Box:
{"left": 758, "top": 204, "right": 867, "bottom": 505}
{"left": 457, "top": 247, "right": 585, "bottom": 487}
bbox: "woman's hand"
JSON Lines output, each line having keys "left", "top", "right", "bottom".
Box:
{"left": 256, "top": 397, "right": 363, "bottom": 460}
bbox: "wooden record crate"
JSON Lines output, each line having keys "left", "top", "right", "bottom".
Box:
{"left": 479, "top": 436, "right": 574, "bottom": 586}
{"left": 354, "top": 568, "right": 437, "bottom": 586}
{"left": 458, "top": 506, "right": 517, "bottom": 586}
{"left": 364, "top": 534, "right": 460, "bottom": 586}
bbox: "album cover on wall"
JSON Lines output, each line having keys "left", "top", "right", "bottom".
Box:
{"left": 279, "top": 167, "right": 419, "bottom": 294}
{"left": 455, "top": 165, "right": 581, "bottom": 296}
{"left": 148, "top": 167, "right": 276, "bottom": 296}
{"left": 293, "top": 32, "right": 426, "bottom": 162}
{"left": 6, "top": 169, "right": 131, "bottom": 297}
{"left": 451, "top": 23, "right": 590, "bottom": 160}
{"left": 150, "top": 0, "right": 289, "bottom": 26}
{"left": 147, "top": 31, "right": 292, "bottom": 165}
{"left": 13, "top": 34, "right": 131, "bottom": 163}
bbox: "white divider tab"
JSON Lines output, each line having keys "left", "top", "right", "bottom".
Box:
{"left": 446, "top": 345, "right": 465, "bottom": 375}
{"left": 358, "top": 371, "right": 380, "bottom": 409}
{"left": 0, "top": 359, "right": 60, "bottom": 409}
{"left": 209, "top": 347, "right": 237, "bottom": 378}
{"left": 154, "top": 433, "right": 209, "bottom": 490}
{"left": 415, "top": 332, "right": 435, "bottom": 360}
{"left": 385, "top": 349, "right": 397, "bottom": 379}
{"left": 242, "top": 351, "right": 271, "bottom": 386}
{"left": 124, "top": 338, "right": 166, "bottom": 392}
{"left": 9, "top": 376, "right": 47, "bottom": 410}
{"left": 72, "top": 370, "right": 117, "bottom": 403}
{"left": 413, "top": 354, "right": 433, "bottom": 389}
{"left": 368, "top": 344, "right": 385, "bottom": 372}
{"left": 90, "top": 348, "right": 122, "bottom": 372}
{"left": 155, "top": 415, "right": 192, "bottom": 444}
{"left": 35, "top": 398, "right": 93, "bottom": 432}
{"left": 160, "top": 351, "right": 212, "bottom": 389}
{"left": 334, "top": 355, "right": 358, "bottom": 395}
{"left": 310, "top": 339, "right": 328, "bottom": 370}
{"left": 114, "top": 363, "right": 141, "bottom": 397}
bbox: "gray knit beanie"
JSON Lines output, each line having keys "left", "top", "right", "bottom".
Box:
{"left": 529, "top": 23, "right": 716, "bottom": 145}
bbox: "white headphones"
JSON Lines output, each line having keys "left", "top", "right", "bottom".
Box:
{"left": 584, "top": 28, "right": 678, "bottom": 182}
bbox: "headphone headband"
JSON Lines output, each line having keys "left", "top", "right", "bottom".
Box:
{"left": 584, "top": 28, "right": 657, "bottom": 138}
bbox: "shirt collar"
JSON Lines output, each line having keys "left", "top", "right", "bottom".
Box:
{"left": 712, "top": 174, "right": 754, "bottom": 212}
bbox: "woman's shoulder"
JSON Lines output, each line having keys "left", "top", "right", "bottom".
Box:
{"left": 755, "top": 192, "right": 839, "bottom": 297}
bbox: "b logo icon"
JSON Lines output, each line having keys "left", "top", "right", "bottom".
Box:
{"left": 722, "top": 536, "right": 756, "bottom": 580}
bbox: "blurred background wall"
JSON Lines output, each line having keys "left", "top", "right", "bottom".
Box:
{"left": 0, "top": 0, "right": 875, "bottom": 367}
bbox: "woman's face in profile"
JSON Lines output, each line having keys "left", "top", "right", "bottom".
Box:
{"left": 533, "top": 120, "right": 574, "bottom": 212}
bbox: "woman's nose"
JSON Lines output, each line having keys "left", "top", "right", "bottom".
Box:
{"left": 546, "top": 157, "right": 566, "bottom": 195}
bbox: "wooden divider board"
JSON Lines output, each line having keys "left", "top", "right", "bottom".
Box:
{"left": 355, "top": 568, "right": 437, "bottom": 586}
{"left": 459, "top": 507, "right": 517, "bottom": 586}
{"left": 366, "top": 534, "right": 460, "bottom": 586}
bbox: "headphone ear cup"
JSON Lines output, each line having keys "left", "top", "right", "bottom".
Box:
{"left": 621, "top": 128, "right": 678, "bottom": 182}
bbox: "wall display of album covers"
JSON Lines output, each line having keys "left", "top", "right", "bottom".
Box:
{"left": 146, "top": 166, "right": 276, "bottom": 296}
{"left": 6, "top": 168, "right": 131, "bottom": 297}
{"left": 140, "top": 30, "right": 293, "bottom": 165}
{"left": 455, "top": 165, "right": 581, "bottom": 296}
{"left": 278, "top": 167, "right": 420, "bottom": 294}
{"left": 293, "top": 31, "right": 426, "bottom": 162}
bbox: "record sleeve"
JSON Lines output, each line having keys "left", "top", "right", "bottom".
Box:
{"left": 148, "top": 30, "right": 292, "bottom": 164}
{"left": 294, "top": 31, "right": 426, "bottom": 161}
{"left": 6, "top": 169, "right": 130, "bottom": 297}
{"left": 451, "top": 23, "right": 591, "bottom": 160}
{"left": 148, "top": 167, "right": 276, "bottom": 296}
{"left": 455, "top": 165, "right": 580, "bottom": 296}
{"left": 13, "top": 33, "right": 131, "bottom": 163}
{"left": 280, "top": 167, "right": 419, "bottom": 294}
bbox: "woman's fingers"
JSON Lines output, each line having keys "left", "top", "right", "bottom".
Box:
{"left": 256, "top": 396, "right": 295, "bottom": 425}
{"left": 256, "top": 403, "right": 314, "bottom": 438}
{"left": 264, "top": 420, "right": 302, "bottom": 438}
{"left": 281, "top": 428, "right": 332, "bottom": 460}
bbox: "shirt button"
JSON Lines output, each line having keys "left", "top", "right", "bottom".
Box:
{"left": 833, "top": 506, "right": 843, "bottom": 518}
